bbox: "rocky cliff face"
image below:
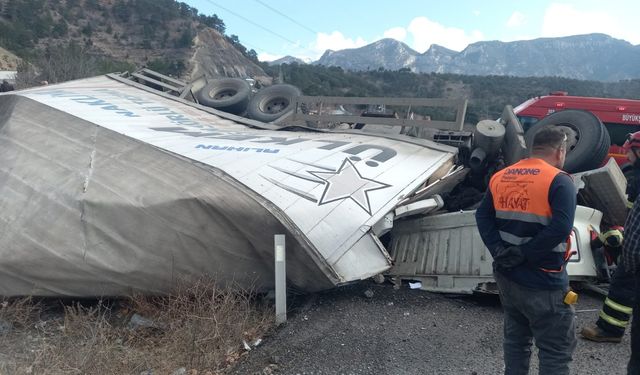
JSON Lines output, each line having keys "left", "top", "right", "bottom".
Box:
{"left": 312, "top": 34, "right": 640, "bottom": 81}
{"left": 189, "top": 29, "right": 271, "bottom": 85}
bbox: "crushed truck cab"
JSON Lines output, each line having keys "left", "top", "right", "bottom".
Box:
{"left": 387, "top": 129, "right": 628, "bottom": 294}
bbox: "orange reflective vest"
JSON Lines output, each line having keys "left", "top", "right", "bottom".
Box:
{"left": 489, "top": 158, "right": 572, "bottom": 272}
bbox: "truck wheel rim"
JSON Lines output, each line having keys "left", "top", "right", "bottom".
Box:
{"left": 557, "top": 124, "right": 579, "bottom": 152}
{"left": 212, "top": 89, "right": 237, "bottom": 100}
{"left": 261, "top": 97, "right": 289, "bottom": 114}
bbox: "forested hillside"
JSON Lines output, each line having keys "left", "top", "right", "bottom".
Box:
{"left": 0, "top": 0, "right": 260, "bottom": 85}
{"left": 265, "top": 63, "right": 640, "bottom": 122}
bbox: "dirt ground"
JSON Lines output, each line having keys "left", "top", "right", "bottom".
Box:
{"left": 229, "top": 280, "right": 630, "bottom": 375}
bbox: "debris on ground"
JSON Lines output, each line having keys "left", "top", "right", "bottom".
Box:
{"left": 127, "top": 313, "right": 162, "bottom": 331}
{"left": 372, "top": 274, "right": 386, "bottom": 284}
{"left": 0, "top": 319, "right": 12, "bottom": 334}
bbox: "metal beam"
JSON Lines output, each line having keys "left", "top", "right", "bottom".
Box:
{"left": 291, "top": 96, "right": 467, "bottom": 131}
{"left": 131, "top": 73, "right": 181, "bottom": 93}
{"left": 296, "top": 95, "right": 466, "bottom": 108}
{"left": 140, "top": 68, "right": 187, "bottom": 86}
{"left": 292, "top": 113, "right": 463, "bottom": 131}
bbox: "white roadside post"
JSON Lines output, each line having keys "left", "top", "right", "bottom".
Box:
{"left": 274, "top": 234, "right": 287, "bottom": 325}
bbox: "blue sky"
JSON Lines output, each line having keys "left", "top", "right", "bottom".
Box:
{"left": 183, "top": 0, "right": 640, "bottom": 62}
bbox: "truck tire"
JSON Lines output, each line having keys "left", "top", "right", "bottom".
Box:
{"left": 525, "top": 110, "right": 609, "bottom": 173}
{"left": 196, "top": 78, "right": 251, "bottom": 115}
{"left": 596, "top": 129, "right": 611, "bottom": 166}
{"left": 247, "top": 84, "right": 301, "bottom": 123}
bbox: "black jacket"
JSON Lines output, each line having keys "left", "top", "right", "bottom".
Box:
{"left": 627, "top": 164, "right": 640, "bottom": 202}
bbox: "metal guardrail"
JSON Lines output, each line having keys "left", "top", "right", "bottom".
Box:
{"left": 290, "top": 95, "right": 468, "bottom": 131}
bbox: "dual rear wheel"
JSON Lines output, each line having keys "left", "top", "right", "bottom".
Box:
{"left": 196, "top": 79, "right": 301, "bottom": 123}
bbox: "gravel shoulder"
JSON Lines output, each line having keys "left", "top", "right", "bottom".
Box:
{"left": 229, "top": 281, "right": 630, "bottom": 375}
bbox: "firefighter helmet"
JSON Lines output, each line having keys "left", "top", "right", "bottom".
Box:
{"left": 600, "top": 226, "right": 624, "bottom": 248}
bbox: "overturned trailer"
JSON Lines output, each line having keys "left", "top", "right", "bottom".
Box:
{"left": 0, "top": 74, "right": 460, "bottom": 296}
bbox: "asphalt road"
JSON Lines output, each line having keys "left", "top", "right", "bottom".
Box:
{"left": 229, "top": 281, "right": 631, "bottom": 375}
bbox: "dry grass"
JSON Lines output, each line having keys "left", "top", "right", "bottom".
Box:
{"left": 0, "top": 297, "right": 42, "bottom": 329}
{"left": 0, "top": 278, "right": 273, "bottom": 374}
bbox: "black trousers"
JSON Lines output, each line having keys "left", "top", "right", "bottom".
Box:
{"left": 598, "top": 261, "right": 635, "bottom": 336}
{"left": 629, "top": 276, "right": 640, "bottom": 374}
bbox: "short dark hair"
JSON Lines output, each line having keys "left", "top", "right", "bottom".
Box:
{"left": 532, "top": 126, "right": 566, "bottom": 153}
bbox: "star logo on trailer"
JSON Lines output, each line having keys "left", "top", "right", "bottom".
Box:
{"left": 308, "top": 158, "right": 390, "bottom": 215}
{"left": 262, "top": 157, "right": 391, "bottom": 215}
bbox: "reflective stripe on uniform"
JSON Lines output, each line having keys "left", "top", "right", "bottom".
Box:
{"left": 605, "top": 297, "right": 633, "bottom": 315}
{"left": 599, "top": 310, "right": 630, "bottom": 328}
{"left": 496, "top": 210, "right": 551, "bottom": 225}
{"left": 499, "top": 231, "right": 532, "bottom": 245}
{"left": 552, "top": 242, "right": 567, "bottom": 254}
{"left": 498, "top": 231, "right": 567, "bottom": 253}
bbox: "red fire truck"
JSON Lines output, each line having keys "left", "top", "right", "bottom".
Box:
{"left": 513, "top": 91, "right": 640, "bottom": 169}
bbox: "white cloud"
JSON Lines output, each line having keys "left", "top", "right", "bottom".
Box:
{"left": 383, "top": 27, "right": 407, "bottom": 42}
{"left": 257, "top": 52, "right": 284, "bottom": 62}
{"left": 313, "top": 31, "right": 368, "bottom": 53}
{"left": 472, "top": 10, "right": 481, "bottom": 17}
{"left": 541, "top": 3, "right": 639, "bottom": 44}
{"left": 506, "top": 11, "right": 526, "bottom": 28}
{"left": 290, "top": 31, "right": 370, "bottom": 61}
{"left": 270, "top": 31, "right": 369, "bottom": 62}
{"left": 407, "top": 16, "right": 483, "bottom": 52}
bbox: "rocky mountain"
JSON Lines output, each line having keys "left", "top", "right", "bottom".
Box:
{"left": 269, "top": 55, "right": 306, "bottom": 66}
{"left": 313, "top": 34, "right": 640, "bottom": 81}
{"left": 447, "top": 34, "right": 640, "bottom": 81}
{"left": 414, "top": 44, "right": 457, "bottom": 74}
{"left": 315, "top": 39, "right": 419, "bottom": 72}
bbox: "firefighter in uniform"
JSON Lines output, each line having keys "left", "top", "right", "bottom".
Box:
{"left": 626, "top": 132, "right": 640, "bottom": 204}
{"left": 581, "top": 227, "right": 631, "bottom": 342}
{"left": 476, "top": 126, "right": 577, "bottom": 375}
{"left": 581, "top": 131, "right": 640, "bottom": 343}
